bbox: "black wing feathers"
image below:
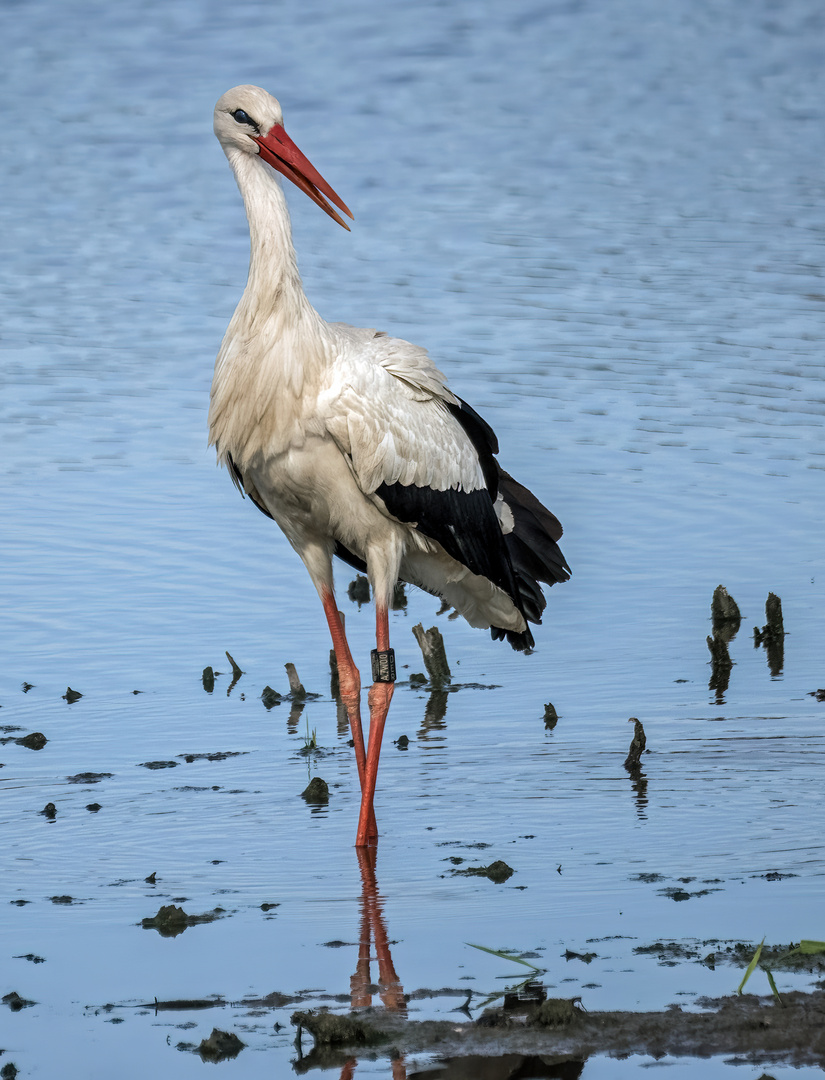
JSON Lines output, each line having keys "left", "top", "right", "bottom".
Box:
{"left": 375, "top": 481, "right": 520, "bottom": 601}
{"left": 497, "top": 469, "right": 571, "bottom": 589}
{"left": 375, "top": 396, "right": 569, "bottom": 652}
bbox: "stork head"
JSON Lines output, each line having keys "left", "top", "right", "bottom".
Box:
{"left": 214, "top": 85, "right": 353, "bottom": 230}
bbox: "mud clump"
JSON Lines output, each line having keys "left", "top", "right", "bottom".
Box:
{"left": 292, "top": 1009, "right": 384, "bottom": 1047}
{"left": 261, "top": 685, "right": 282, "bottom": 709}
{"left": 475, "top": 993, "right": 580, "bottom": 1030}
{"left": 18, "top": 732, "right": 48, "bottom": 750}
{"left": 530, "top": 998, "right": 582, "bottom": 1028}
{"left": 301, "top": 777, "right": 329, "bottom": 803}
{"left": 483, "top": 860, "right": 514, "bottom": 884}
{"left": 141, "top": 904, "right": 223, "bottom": 937}
{"left": 2, "top": 991, "right": 36, "bottom": 1011}
{"left": 197, "top": 1028, "right": 245, "bottom": 1061}
{"left": 452, "top": 860, "right": 514, "bottom": 883}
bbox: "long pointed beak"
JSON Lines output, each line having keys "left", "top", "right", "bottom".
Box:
{"left": 252, "top": 124, "right": 354, "bottom": 231}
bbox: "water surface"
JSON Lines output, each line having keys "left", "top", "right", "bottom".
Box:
{"left": 1, "top": 0, "right": 824, "bottom": 1077}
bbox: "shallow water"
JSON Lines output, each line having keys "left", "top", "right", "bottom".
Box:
{"left": 2, "top": 0, "right": 824, "bottom": 1076}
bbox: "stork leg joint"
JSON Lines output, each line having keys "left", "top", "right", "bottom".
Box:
{"left": 370, "top": 648, "right": 396, "bottom": 683}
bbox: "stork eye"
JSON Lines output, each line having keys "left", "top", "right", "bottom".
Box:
{"left": 232, "top": 109, "right": 255, "bottom": 127}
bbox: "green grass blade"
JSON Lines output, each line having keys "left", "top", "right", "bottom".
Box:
{"left": 466, "top": 943, "right": 538, "bottom": 970}
{"left": 798, "top": 940, "right": 825, "bottom": 954}
{"left": 765, "top": 967, "right": 784, "bottom": 1006}
{"left": 736, "top": 938, "right": 764, "bottom": 995}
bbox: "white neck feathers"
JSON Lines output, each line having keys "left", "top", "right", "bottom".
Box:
{"left": 209, "top": 149, "right": 330, "bottom": 468}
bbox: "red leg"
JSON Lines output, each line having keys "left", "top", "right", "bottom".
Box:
{"left": 321, "top": 589, "right": 377, "bottom": 840}
{"left": 355, "top": 605, "right": 395, "bottom": 847}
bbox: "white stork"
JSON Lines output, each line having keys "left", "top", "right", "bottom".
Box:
{"left": 209, "top": 86, "right": 570, "bottom": 847}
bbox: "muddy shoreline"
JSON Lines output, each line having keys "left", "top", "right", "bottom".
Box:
{"left": 291, "top": 989, "right": 825, "bottom": 1071}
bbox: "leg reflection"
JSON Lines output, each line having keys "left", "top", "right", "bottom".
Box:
{"left": 353, "top": 846, "right": 406, "bottom": 1013}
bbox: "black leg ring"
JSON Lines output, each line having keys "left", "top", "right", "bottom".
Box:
{"left": 371, "top": 648, "right": 396, "bottom": 683}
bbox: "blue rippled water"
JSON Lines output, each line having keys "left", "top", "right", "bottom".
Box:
{"left": 2, "top": 1, "right": 824, "bottom": 1076}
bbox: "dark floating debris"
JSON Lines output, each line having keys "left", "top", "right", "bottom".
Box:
{"left": 1, "top": 1062, "right": 19, "bottom": 1080}
{"left": 17, "top": 732, "right": 47, "bottom": 751}
{"left": 139, "top": 760, "right": 178, "bottom": 770}
{"left": 197, "top": 1028, "right": 246, "bottom": 1062}
{"left": 202, "top": 666, "right": 215, "bottom": 694}
{"left": 347, "top": 573, "right": 371, "bottom": 607}
{"left": 285, "top": 662, "right": 307, "bottom": 699}
{"left": 543, "top": 702, "right": 559, "bottom": 729}
{"left": 711, "top": 585, "right": 741, "bottom": 642}
{"left": 22, "top": 682, "right": 34, "bottom": 693}
{"left": 412, "top": 623, "right": 451, "bottom": 685}
{"left": 2, "top": 991, "right": 36, "bottom": 1012}
{"left": 66, "top": 772, "right": 113, "bottom": 784}
{"left": 179, "top": 750, "right": 246, "bottom": 763}
{"left": 141, "top": 904, "right": 222, "bottom": 937}
{"left": 452, "top": 860, "right": 514, "bottom": 884}
{"left": 13, "top": 953, "right": 45, "bottom": 964}
{"left": 86, "top": 803, "right": 102, "bottom": 812}
{"left": 145, "top": 872, "right": 157, "bottom": 884}
{"left": 301, "top": 776, "right": 329, "bottom": 804}
{"left": 395, "top": 734, "right": 409, "bottom": 750}
{"left": 809, "top": 689, "right": 825, "bottom": 702}
{"left": 624, "top": 717, "right": 647, "bottom": 770}
{"left": 40, "top": 802, "right": 57, "bottom": 819}
{"left": 260, "top": 902, "right": 280, "bottom": 912}
{"left": 50, "top": 895, "right": 74, "bottom": 905}
{"left": 147, "top": 997, "right": 224, "bottom": 1011}
{"left": 261, "top": 685, "right": 282, "bottom": 709}
{"left": 63, "top": 687, "right": 82, "bottom": 703}
{"left": 565, "top": 949, "right": 597, "bottom": 963}
{"left": 754, "top": 591, "right": 785, "bottom": 676}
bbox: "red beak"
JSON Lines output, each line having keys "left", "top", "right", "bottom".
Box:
{"left": 252, "top": 124, "right": 354, "bottom": 231}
